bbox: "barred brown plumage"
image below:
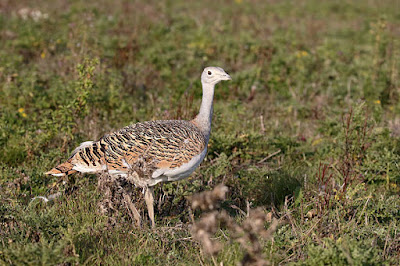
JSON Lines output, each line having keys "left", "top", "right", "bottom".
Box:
{"left": 71, "top": 120, "right": 206, "bottom": 173}
{"left": 45, "top": 66, "right": 232, "bottom": 227}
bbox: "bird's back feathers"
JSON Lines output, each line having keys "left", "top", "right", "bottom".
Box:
{"left": 46, "top": 120, "right": 206, "bottom": 178}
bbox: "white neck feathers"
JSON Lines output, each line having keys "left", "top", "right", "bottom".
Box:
{"left": 193, "top": 82, "right": 215, "bottom": 141}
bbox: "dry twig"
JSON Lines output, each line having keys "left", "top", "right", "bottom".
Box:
{"left": 191, "top": 185, "right": 281, "bottom": 265}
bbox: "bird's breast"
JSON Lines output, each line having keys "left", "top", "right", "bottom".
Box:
{"left": 149, "top": 147, "right": 208, "bottom": 186}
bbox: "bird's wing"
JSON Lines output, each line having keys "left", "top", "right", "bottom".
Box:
{"left": 70, "top": 120, "right": 206, "bottom": 175}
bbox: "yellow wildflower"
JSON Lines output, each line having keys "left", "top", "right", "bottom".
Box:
{"left": 18, "top": 108, "right": 27, "bottom": 118}
{"left": 312, "top": 138, "right": 323, "bottom": 146}
{"left": 41, "top": 52, "right": 45, "bottom": 59}
{"left": 374, "top": 100, "right": 381, "bottom": 104}
{"left": 334, "top": 194, "right": 340, "bottom": 201}
{"left": 296, "top": 50, "right": 309, "bottom": 58}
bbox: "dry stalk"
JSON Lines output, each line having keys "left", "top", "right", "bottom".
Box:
{"left": 122, "top": 193, "right": 141, "bottom": 227}
{"left": 96, "top": 153, "right": 160, "bottom": 227}
{"left": 191, "top": 185, "right": 281, "bottom": 266}
{"left": 191, "top": 184, "right": 229, "bottom": 211}
{"left": 97, "top": 167, "right": 142, "bottom": 226}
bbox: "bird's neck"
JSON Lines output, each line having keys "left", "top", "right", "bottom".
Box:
{"left": 193, "top": 82, "right": 215, "bottom": 142}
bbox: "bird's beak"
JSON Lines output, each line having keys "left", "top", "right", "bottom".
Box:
{"left": 221, "top": 73, "right": 232, "bottom": 81}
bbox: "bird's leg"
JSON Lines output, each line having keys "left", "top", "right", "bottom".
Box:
{"left": 144, "top": 186, "right": 155, "bottom": 228}
{"left": 122, "top": 193, "right": 141, "bottom": 228}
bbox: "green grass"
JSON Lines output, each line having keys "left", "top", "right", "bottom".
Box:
{"left": 1, "top": 0, "right": 400, "bottom": 264}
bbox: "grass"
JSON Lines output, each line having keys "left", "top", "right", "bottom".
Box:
{"left": 1, "top": 0, "right": 400, "bottom": 264}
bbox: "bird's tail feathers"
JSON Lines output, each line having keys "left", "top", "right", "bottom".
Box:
{"left": 45, "top": 160, "right": 77, "bottom": 176}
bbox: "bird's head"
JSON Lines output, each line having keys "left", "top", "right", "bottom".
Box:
{"left": 201, "top": 66, "right": 231, "bottom": 86}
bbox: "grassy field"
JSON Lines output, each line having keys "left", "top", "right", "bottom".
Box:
{"left": 1, "top": 0, "right": 400, "bottom": 264}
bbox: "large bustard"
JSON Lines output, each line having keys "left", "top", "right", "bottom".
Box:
{"left": 46, "top": 67, "right": 231, "bottom": 227}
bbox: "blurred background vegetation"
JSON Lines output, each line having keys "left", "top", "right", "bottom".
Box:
{"left": 0, "top": 0, "right": 399, "bottom": 264}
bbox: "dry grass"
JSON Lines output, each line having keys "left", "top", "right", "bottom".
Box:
{"left": 191, "top": 185, "right": 281, "bottom": 265}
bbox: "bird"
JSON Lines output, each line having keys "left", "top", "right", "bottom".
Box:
{"left": 46, "top": 66, "right": 232, "bottom": 227}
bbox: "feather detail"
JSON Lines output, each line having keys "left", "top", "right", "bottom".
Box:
{"left": 45, "top": 160, "right": 76, "bottom": 176}
{"left": 46, "top": 120, "right": 206, "bottom": 177}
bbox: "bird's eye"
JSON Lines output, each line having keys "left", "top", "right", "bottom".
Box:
{"left": 208, "top": 71, "right": 212, "bottom": 75}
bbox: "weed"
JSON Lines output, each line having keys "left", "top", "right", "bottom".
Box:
{"left": 191, "top": 185, "right": 280, "bottom": 265}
